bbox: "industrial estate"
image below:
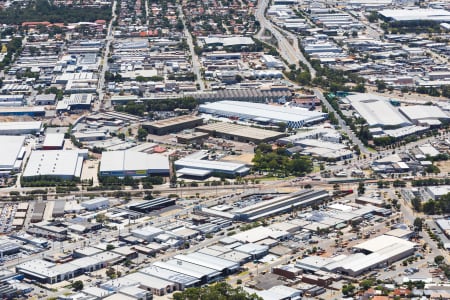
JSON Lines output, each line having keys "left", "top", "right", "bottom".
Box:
{"left": 0, "top": 0, "right": 449, "bottom": 298}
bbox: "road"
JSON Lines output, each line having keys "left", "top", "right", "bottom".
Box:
{"left": 178, "top": 5, "right": 205, "bottom": 91}
{"left": 254, "top": 0, "right": 315, "bottom": 77}
{"left": 97, "top": 0, "right": 117, "bottom": 110}
{"left": 314, "top": 88, "right": 370, "bottom": 155}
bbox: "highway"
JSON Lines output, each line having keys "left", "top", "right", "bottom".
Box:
{"left": 254, "top": 0, "right": 315, "bottom": 77}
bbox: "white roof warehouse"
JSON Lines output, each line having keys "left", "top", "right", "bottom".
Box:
{"left": 199, "top": 101, "right": 327, "bottom": 128}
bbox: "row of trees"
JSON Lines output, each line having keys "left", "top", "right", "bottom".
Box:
{"left": 115, "top": 97, "right": 198, "bottom": 116}
{"left": 99, "top": 175, "right": 164, "bottom": 188}
{"left": 172, "top": 282, "right": 262, "bottom": 300}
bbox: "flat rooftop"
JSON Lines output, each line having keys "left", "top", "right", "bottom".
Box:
{"left": 144, "top": 115, "right": 203, "bottom": 128}
{"left": 197, "top": 122, "right": 285, "bottom": 141}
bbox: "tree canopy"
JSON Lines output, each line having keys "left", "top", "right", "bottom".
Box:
{"left": 172, "top": 282, "right": 262, "bottom": 300}
{"left": 0, "top": 0, "right": 112, "bottom": 24}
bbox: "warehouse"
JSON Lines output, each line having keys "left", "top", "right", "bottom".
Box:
{"left": 173, "top": 253, "right": 240, "bottom": 275}
{"left": 152, "top": 260, "right": 222, "bottom": 284}
{"left": 0, "top": 95, "right": 25, "bottom": 106}
{"left": 234, "top": 189, "right": 330, "bottom": 221}
{"left": 296, "top": 235, "right": 416, "bottom": 277}
{"left": 52, "top": 200, "right": 66, "bottom": 217}
{"left": 425, "top": 185, "right": 450, "bottom": 200}
{"left": 175, "top": 157, "right": 249, "bottom": 178}
{"left": 0, "top": 121, "right": 42, "bottom": 135}
{"left": 379, "top": 8, "right": 450, "bottom": 22}
{"left": 233, "top": 243, "right": 269, "bottom": 259}
{"left": 23, "top": 150, "right": 86, "bottom": 180}
{"left": 176, "top": 132, "right": 209, "bottom": 145}
{"left": 128, "top": 198, "right": 176, "bottom": 214}
{"left": 99, "top": 150, "right": 170, "bottom": 177}
{"left": 345, "top": 94, "right": 411, "bottom": 128}
{"left": 0, "top": 107, "right": 45, "bottom": 117}
{"left": 435, "top": 219, "right": 450, "bottom": 238}
{"left": 399, "top": 105, "right": 450, "bottom": 126}
{"left": 101, "top": 272, "right": 176, "bottom": 296}
{"left": 81, "top": 197, "right": 109, "bottom": 211}
{"left": 0, "top": 240, "right": 21, "bottom": 257}
{"left": 139, "top": 266, "right": 200, "bottom": 290}
{"left": 196, "top": 122, "right": 286, "bottom": 143}
{"left": 34, "top": 94, "right": 57, "bottom": 106}
{"left": 191, "top": 89, "right": 292, "bottom": 103}
{"left": 31, "top": 203, "right": 46, "bottom": 223}
{"left": 142, "top": 115, "right": 204, "bottom": 135}
{"left": 199, "top": 101, "right": 327, "bottom": 128}
{"left": 56, "top": 94, "right": 93, "bottom": 112}
{"left": 0, "top": 136, "right": 26, "bottom": 175}
{"left": 131, "top": 226, "right": 164, "bottom": 242}
{"left": 42, "top": 133, "right": 65, "bottom": 150}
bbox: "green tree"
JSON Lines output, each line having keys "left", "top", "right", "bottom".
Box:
{"left": 137, "top": 127, "right": 148, "bottom": 141}
{"left": 411, "top": 197, "right": 421, "bottom": 212}
{"left": 413, "top": 217, "right": 423, "bottom": 231}
{"left": 435, "top": 255, "right": 445, "bottom": 265}
{"left": 357, "top": 182, "right": 365, "bottom": 195}
{"left": 376, "top": 79, "right": 387, "bottom": 92}
{"left": 72, "top": 280, "right": 84, "bottom": 291}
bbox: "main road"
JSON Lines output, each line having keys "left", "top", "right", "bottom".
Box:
{"left": 97, "top": 0, "right": 118, "bottom": 111}
{"left": 254, "top": 0, "right": 315, "bottom": 77}
{"left": 314, "top": 88, "right": 370, "bottom": 155}
{"left": 178, "top": 5, "right": 205, "bottom": 91}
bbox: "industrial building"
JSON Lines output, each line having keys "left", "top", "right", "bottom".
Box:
{"left": 0, "top": 240, "right": 21, "bottom": 258}
{"left": 34, "top": 94, "right": 57, "bottom": 106}
{"left": 176, "top": 132, "right": 209, "bottom": 145}
{"left": 81, "top": 198, "right": 110, "bottom": 211}
{"left": 101, "top": 272, "right": 176, "bottom": 296}
{"left": 425, "top": 186, "right": 450, "bottom": 200}
{"left": 173, "top": 253, "right": 240, "bottom": 275}
{"left": 399, "top": 105, "right": 450, "bottom": 126}
{"left": 345, "top": 94, "right": 411, "bottom": 128}
{"left": 152, "top": 260, "right": 221, "bottom": 284}
{"left": 196, "top": 122, "right": 286, "bottom": 143}
{"left": 56, "top": 94, "right": 93, "bottom": 112}
{"left": 42, "top": 133, "right": 65, "bottom": 150}
{"left": 296, "top": 235, "right": 416, "bottom": 276}
{"left": 0, "top": 107, "right": 45, "bottom": 117}
{"left": 99, "top": 150, "right": 170, "bottom": 177}
{"left": 190, "top": 89, "right": 292, "bottom": 103}
{"left": 199, "top": 101, "right": 327, "bottom": 128}
{"left": 0, "top": 121, "right": 42, "bottom": 135}
{"left": 234, "top": 189, "right": 330, "bottom": 221}
{"left": 0, "top": 94, "right": 25, "bottom": 106}
{"left": 131, "top": 226, "right": 165, "bottom": 242}
{"left": 23, "top": 150, "right": 86, "bottom": 180}
{"left": 0, "top": 136, "right": 26, "bottom": 176}
{"left": 175, "top": 156, "right": 249, "bottom": 179}
{"left": 142, "top": 115, "right": 204, "bottom": 135}
{"left": 52, "top": 200, "right": 66, "bottom": 217}
{"left": 128, "top": 198, "right": 176, "bottom": 214}
{"left": 16, "top": 252, "right": 124, "bottom": 284}
{"left": 139, "top": 266, "right": 200, "bottom": 290}
{"left": 379, "top": 8, "right": 450, "bottom": 22}
{"left": 435, "top": 219, "right": 450, "bottom": 238}
{"left": 31, "top": 203, "right": 46, "bottom": 223}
